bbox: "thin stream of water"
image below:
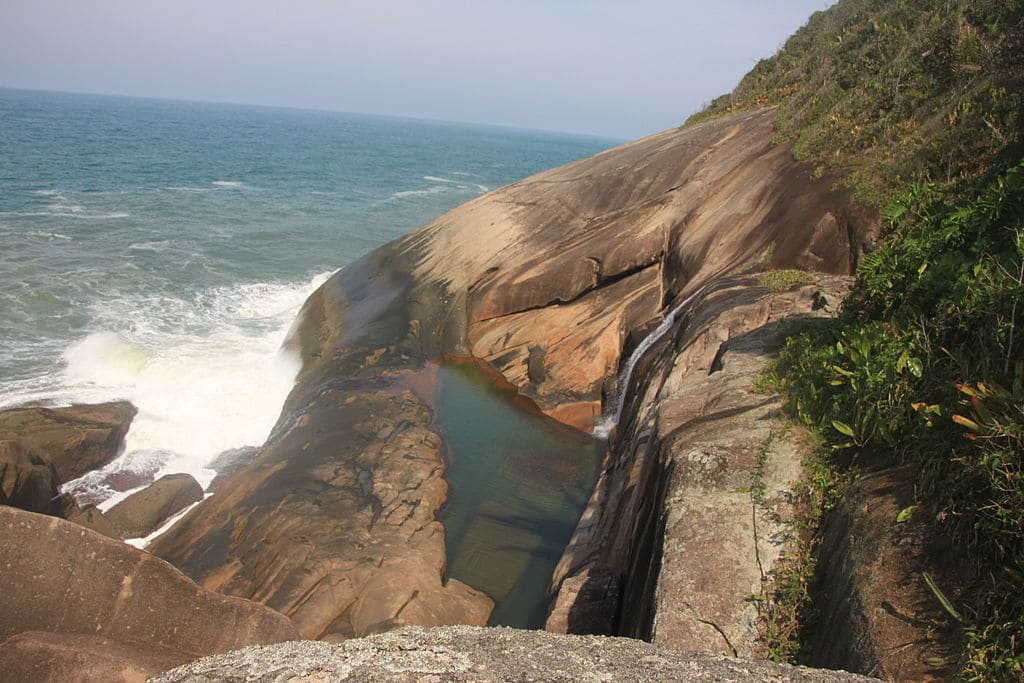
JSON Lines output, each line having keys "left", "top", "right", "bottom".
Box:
{"left": 593, "top": 286, "right": 706, "bottom": 438}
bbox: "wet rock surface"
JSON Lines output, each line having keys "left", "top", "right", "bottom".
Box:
{"left": 0, "top": 506, "right": 299, "bottom": 680}
{"left": 106, "top": 472, "right": 203, "bottom": 539}
{"left": 152, "top": 626, "right": 878, "bottom": 682}
{"left": 0, "top": 401, "right": 136, "bottom": 484}
{"left": 547, "top": 275, "right": 854, "bottom": 656}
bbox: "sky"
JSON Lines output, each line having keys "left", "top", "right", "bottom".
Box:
{"left": 0, "top": 1, "right": 835, "bottom": 140}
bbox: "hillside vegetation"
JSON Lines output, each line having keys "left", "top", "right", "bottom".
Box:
{"left": 688, "top": 0, "right": 1024, "bottom": 678}
{"left": 688, "top": 0, "right": 1023, "bottom": 206}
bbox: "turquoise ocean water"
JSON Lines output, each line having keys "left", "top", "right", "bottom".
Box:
{"left": 0, "top": 87, "right": 614, "bottom": 506}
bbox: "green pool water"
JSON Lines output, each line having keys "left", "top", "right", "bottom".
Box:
{"left": 433, "top": 360, "right": 601, "bottom": 628}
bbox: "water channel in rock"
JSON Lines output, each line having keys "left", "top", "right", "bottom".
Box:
{"left": 431, "top": 359, "right": 601, "bottom": 628}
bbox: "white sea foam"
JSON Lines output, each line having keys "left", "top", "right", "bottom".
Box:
{"left": 475, "top": 184, "right": 490, "bottom": 193}
{"left": 212, "top": 180, "right": 247, "bottom": 188}
{"left": 390, "top": 185, "right": 448, "bottom": 199}
{"left": 165, "top": 186, "right": 211, "bottom": 193}
{"left": 25, "top": 230, "right": 72, "bottom": 241}
{"left": 52, "top": 271, "right": 332, "bottom": 500}
{"left": 423, "top": 175, "right": 456, "bottom": 183}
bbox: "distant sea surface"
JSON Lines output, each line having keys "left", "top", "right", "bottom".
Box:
{"left": 0, "top": 87, "right": 615, "bottom": 504}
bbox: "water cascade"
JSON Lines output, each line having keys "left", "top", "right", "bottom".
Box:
{"left": 593, "top": 286, "right": 706, "bottom": 439}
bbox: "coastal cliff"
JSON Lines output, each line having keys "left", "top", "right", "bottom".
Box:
{"left": 147, "top": 105, "right": 873, "bottom": 645}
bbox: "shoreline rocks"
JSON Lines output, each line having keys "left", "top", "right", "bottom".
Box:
{"left": 0, "top": 506, "right": 299, "bottom": 681}
{"left": 0, "top": 401, "right": 136, "bottom": 484}
{"left": 106, "top": 472, "right": 203, "bottom": 539}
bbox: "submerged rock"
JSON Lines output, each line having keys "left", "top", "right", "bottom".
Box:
{"left": 106, "top": 472, "right": 203, "bottom": 539}
{"left": 0, "top": 506, "right": 299, "bottom": 681}
{"left": 0, "top": 401, "right": 136, "bottom": 484}
{"left": 152, "top": 625, "right": 878, "bottom": 682}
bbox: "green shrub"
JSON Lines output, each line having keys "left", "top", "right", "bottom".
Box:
{"left": 759, "top": 269, "right": 816, "bottom": 292}
{"left": 773, "top": 162, "right": 1024, "bottom": 677}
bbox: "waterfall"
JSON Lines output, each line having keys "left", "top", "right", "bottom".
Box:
{"left": 592, "top": 286, "right": 706, "bottom": 439}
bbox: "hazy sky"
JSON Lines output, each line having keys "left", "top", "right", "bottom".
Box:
{"left": 1, "top": 1, "right": 834, "bottom": 139}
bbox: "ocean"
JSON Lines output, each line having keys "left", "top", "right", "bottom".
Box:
{"left": 0, "top": 87, "right": 615, "bottom": 506}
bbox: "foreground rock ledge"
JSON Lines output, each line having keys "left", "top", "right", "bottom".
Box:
{"left": 153, "top": 626, "right": 877, "bottom": 682}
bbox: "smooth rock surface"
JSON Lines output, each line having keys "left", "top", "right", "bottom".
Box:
{"left": 0, "top": 401, "right": 136, "bottom": 483}
{"left": 152, "top": 626, "right": 878, "bottom": 682}
{"left": 0, "top": 506, "right": 299, "bottom": 679}
{"left": 150, "top": 385, "right": 493, "bottom": 640}
{"left": 106, "top": 472, "right": 203, "bottom": 539}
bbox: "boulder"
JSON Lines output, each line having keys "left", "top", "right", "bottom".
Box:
{"left": 0, "top": 439, "right": 59, "bottom": 513}
{"left": 0, "top": 506, "right": 299, "bottom": 680}
{"left": 0, "top": 401, "right": 136, "bottom": 483}
{"left": 152, "top": 625, "right": 878, "bottom": 682}
{"left": 66, "top": 504, "right": 121, "bottom": 540}
{"left": 106, "top": 473, "right": 203, "bottom": 539}
{"left": 152, "top": 108, "right": 873, "bottom": 642}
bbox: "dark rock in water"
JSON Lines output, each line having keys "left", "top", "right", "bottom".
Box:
{"left": 0, "top": 401, "right": 136, "bottom": 483}
{"left": 151, "top": 626, "right": 879, "bottom": 682}
{"left": 66, "top": 504, "right": 121, "bottom": 540}
{"left": 205, "top": 446, "right": 259, "bottom": 492}
{"left": 48, "top": 491, "right": 79, "bottom": 519}
{"left": 106, "top": 473, "right": 203, "bottom": 539}
{"left": 0, "top": 506, "right": 299, "bottom": 680}
{"left": 0, "top": 631, "right": 188, "bottom": 683}
{"left": 0, "top": 440, "right": 59, "bottom": 513}
{"left": 809, "top": 468, "right": 965, "bottom": 680}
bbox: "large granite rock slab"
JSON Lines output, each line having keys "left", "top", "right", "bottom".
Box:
{"left": 0, "top": 506, "right": 299, "bottom": 680}
{"left": 151, "top": 108, "right": 873, "bottom": 642}
{"left": 0, "top": 401, "right": 136, "bottom": 483}
{"left": 0, "top": 631, "right": 188, "bottom": 683}
{"left": 152, "top": 626, "right": 877, "bottom": 682}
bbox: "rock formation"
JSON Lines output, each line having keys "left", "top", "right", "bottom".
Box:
{"left": 149, "top": 108, "right": 872, "bottom": 644}
{"left": 546, "top": 274, "right": 852, "bottom": 654}
{"left": 0, "top": 506, "right": 299, "bottom": 681}
{"left": 0, "top": 401, "right": 136, "bottom": 483}
{"left": 0, "top": 440, "right": 60, "bottom": 513}
{"left": 105, "top": 472, "right": 203, "bottom": 539}
{"left": 152, "top": 625, "right": 877, "bottom": 682}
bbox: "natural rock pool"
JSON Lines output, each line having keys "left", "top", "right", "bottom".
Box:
{"left": 430, "top": 359, "right": 601, "bottom": 628}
